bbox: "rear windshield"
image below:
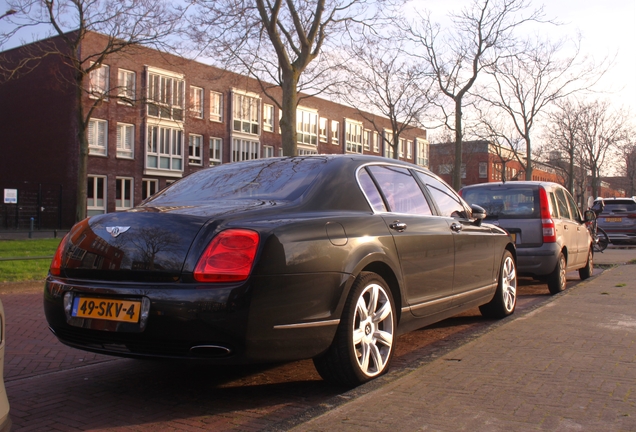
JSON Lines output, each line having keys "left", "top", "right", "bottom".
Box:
{"left": 462, "top": 187, "right": 540, "bottom": 219}
{"left": 603, "top": 201, "right": 636, "bottom": 213}
{"left": 143, "top": 157, "right": 326, "bottom": 205}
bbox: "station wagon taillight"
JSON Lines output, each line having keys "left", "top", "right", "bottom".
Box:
{"left": 194, "top": 229, "right": 260, "bottom": 283}
{"left": 539, "top": 188, "right": 556, "bottom": 243}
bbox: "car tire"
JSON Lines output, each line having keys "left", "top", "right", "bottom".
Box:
{"left": 578, "top": 248, "right": 593, "bottom": 280}
{"left": 313, "top": 272, "right": 396, "bottom": 387}
{"left": 479, "top": 250, "right": 517, "bottom": 319}
{"left": 547, "top": 252, "right": 567, "bottom": 295}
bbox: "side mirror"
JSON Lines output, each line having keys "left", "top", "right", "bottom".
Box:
{"left": 471, "top": 204, "right": 486, "bottom": 226}
{"left": 584, "top": 209, "right": 596, "bottom": 222}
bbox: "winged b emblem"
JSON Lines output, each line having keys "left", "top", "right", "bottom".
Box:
{"left": 106, "top": 226, "right": 131, "bottom": 238}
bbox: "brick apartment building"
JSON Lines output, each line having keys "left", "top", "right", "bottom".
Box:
{"left": 0, "top": 31, "right": 430, "bottom": 230}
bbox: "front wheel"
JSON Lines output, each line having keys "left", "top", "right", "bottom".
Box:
{"left": 548, "top": 252, "right": 567, "bottom": 294}
{"left": 313, "top": 272, "right": 396, "bottom": 387}
{"left": 480, "top": 250, "right": 517, "bottom": 319}
{"left": 594, "top": 227, "right": 609, "bottom": 252}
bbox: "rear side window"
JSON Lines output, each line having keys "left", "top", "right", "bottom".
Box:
{"left": 416, "top": 172, "right": 466, "bottom": 218}
{"left": 367, "top": 166, "right": 432, "bottom": 215}
{"left": 358, "top": 168, "right": 387, "bottom": 212}
{"left": 461, "top": 186, "right": 539, "bottom": 219}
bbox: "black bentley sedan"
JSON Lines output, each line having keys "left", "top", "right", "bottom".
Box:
{"left": 44, "top": 155, "right": 516, "bottom": 386}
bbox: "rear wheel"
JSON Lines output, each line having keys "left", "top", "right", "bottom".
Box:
{"left": 578, "top": 247, "right": 593, "bottom": 280}
{"left": 313, "top": 272, "right": 396, "bottom": 387}
{"left": 594, "top": 227, "right": 609, "bottom": 252}
{"left": 548, "top": 253, "right": 567, "bottom": 294}
{"left": 480, "top": 251, "right": 517, "bottom": 319}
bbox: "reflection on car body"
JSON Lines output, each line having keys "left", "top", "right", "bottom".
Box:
{"left": 45, "top": 155, "right": 516, "bottom": 387}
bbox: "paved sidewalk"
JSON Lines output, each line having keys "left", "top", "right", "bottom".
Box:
{"left": 291, "top": 264, "right": 636, "bottom": 431}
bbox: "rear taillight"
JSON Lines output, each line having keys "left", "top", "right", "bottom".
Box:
{"left": 194, "top": 229, "right": 260, "bottom": 283}
{"left": 49, "top": 233, "right": 70, "bottom": 276}
{"left": 539, "top": 188, "right": 556, "bottom": 243}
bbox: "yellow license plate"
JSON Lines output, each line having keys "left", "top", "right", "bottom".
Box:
{"left": 71, "top": 297, "right": 141, "bottom": 323}
{"left": 605, "top": 217, "right": 622, "bottom": 222}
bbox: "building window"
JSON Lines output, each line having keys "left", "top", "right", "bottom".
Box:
{"left": 209, "top": 137, "right": 222, "bottom": 165}
{"left": 298, "top": 148, "right": 318, "bottom": 156}
{"left": 189, "top": 134, "right": 202, "bottom": 165}
{"left": 190, "top": 86, "right": 204, "bottom": 118}
{"left": 331, "top": 120, "right": 339, "bottom": 145}
{"left": 363, "top": 129, "right": 371, "bottom": 151}
{"left": 88, "top": 119, "right": 108, "bottom": 156}
{"left": 117, "top": 69, "right": 135, "bottom": 104}
{"left": 263, "top": 104, "right": 274, "bottom": 132}
{"left": 398, "top": 138, "right": 405, "bottom": 158}
{"left": 142, "top": 179, "right": 158, "bottom": 201}
{"left": 479, "top": 162, "right": 488, "bottom": 178}
{"left": 384, "top": 131, "right": 394, "bottom": 159}
{"left": 89, "top": 64, "right": 109, "bottom": 99}
{"left": 115, "top": 177, "right": 133, "bottom": 210}
{"left": 232, "top": 138, "right": 259, "bottom": 162}
{"left": 147, "top": 69, "right": 185, "bottom": 121}
{"left": 416, "top": 138, "right": 428, "bottom": 167}
{"left": 373, "top": 131, "right": 380, "bottom": 153}
{"left": 146, "top": 125, "right": 183, "bottom": 172}
{"left": 116, "top": 123, "right": 134, "bottom": 159}
{"left": 345, "top": 120, "right": 363, "bottom": 154}
{"left": 233, "top": 92, "right": 260, "bottom": 135}
{"left": 210, "top": 91, "right": 223, "bottom": 122}
{"left": 297, "top": 108, "right": 318, "bottom": 145}
{"left": 263, "top": 145, "right": 274, "bottom": 158}
{"left": 319, "top": 117, "right": 328, "bottom": 142}
{"left": 87, "top": 175, "right": 106, "bottom": 216}
{"left": 407, "top": 140, "right": 413, "bottom": 160}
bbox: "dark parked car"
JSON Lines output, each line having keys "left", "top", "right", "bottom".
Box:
{"left": 460, "top": 181, "right": 593, "bottom": 295}
{"left": 45, "top": 155, "right": 516, "bottom": 386}
{"left": 594, "top": 197, "right": 636, "bottom": 245}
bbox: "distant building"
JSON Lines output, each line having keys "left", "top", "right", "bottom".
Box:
{"left": 0, "top": 31, "right": 429, "bottom": 229}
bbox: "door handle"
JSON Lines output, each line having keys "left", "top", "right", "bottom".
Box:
{"left": 450, "top": 222, "right": 463, "bottom": 232}
{"left": 389, "top": 221, "right": 407, "bottom": 232}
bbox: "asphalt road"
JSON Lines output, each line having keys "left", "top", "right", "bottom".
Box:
{"left": 1, "top": 248, "right": 630, "bottom": 431}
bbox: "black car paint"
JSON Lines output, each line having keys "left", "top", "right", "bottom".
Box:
{"left": 44, "top": 155, "right": 514, "bottom": 364}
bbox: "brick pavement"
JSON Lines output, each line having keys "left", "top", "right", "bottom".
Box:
{"left": 290, "top": 263, "right": 636, "bottom": 431}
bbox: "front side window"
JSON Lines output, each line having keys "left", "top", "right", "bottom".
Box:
{"left": 147, "top": 70, "right": 185, "bottom": 121}
{"left": 555, "top": 188, "right": 571, "bottom": 219}
{"left": 115, "top": 177, "right": 133, "bottom": 210}
{"left": 87, "top": 175, "right": 106, "bottom": 216}
{"left": 146, "top": 125, "right": 183, "bottom": 172}
{"left": 190, "top": 86, "right": 204, "bottom": 118}
{"left": 210, "top": 91, "right": 223, "bottom": 122}
{"left": 297, "top": 108, "right": 318, "bottom": 145}
{"left": 89, "top": 64, "right": 109, "bottom": 99}
{"left": 263, "top": 104, "right": 274, "bottom": 132}
{"left": 189, "top": 134, "right": 202, "bottom": 165}
{"left": 117, "top": 69, "right": 135, "bottom": 104}
{"left": 209, "top": 137, "right": 222, "bottom": 165}
{"left": 88, "top": 119, "right": 107, "bottom": 156}
{"left": 367, "top": 166, "right": 432, "bottom": 215}
{"left": 345, "top": 120, "right": 363, "bottom": 154}
{"left": 233, "top": 93, "right": 260, "bottom": 135}
{"left": 116, "top": 123, "right": 134, "bottom": 159}
{"left": 232, "top": 138, "right": 259, "bottom": 162}
{"left": 417, "top": 172, "right": 465, "bottom": 218}
{"left": 142, "top": 179, "right": 158, "bottom": 201}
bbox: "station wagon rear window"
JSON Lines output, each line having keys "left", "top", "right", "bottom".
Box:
{"left": 462, "top": 187, "right": 540, "bottom": 219}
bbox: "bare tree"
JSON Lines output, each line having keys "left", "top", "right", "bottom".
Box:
{"left": 190, "top": 0, "right": 398, "bottom": 157}
{"left": 478, "top": 36, "right": 603, "bottom": 181}
{"left": 1, "top": 0, "right": 179, "bottom": 222}
{"left": 407, "top": 0, "right": 545, "bottom": 190}
{"left": 333, "top": 35, "right": 434, "bottom": 159}
{"left": 623, "top": 139, "right": 636, "bottom": 196}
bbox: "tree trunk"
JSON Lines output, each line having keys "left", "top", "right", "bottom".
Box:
{"left": 453, "top": 98, "right": 462, "bottom": 190}
{"left": 75, "top": 74, "right": 88, "bottom": 222}
{"left": 525, "top": 136, "right": 533, "bottom": 180}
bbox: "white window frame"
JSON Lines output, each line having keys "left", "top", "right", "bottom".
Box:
{"left": 232, "top": 91, "right": 260, "bottom": 135}
{"left": 263, "top": 145, "right": 274, "bottom": 158}
{"left": 407, "top": 140, "right": 413, "bottom": 160}
{"left": 209, "top": 137, "right": 222, "bottom": 165}
{"left": 319, "top": 117, "right": 328, "bottom": 142}
{"left": 210, "top": 91, "right": 223, "bottom": 122}
{"left": 232, "top": 138, "right": 260, "bottom": 162}
{"left": 373, "top": 131, "right": 380, "bottom": 153}
{"left": 416, "top": 138, "right": 429, "bottom": 167}
{"left": 115, "top": 177, "right": 134, "bottom": 210}
{"left": 146, "top": 124, "right": 183, "bottom": 174}
{"left": 117, "top": 69, "right": 135, "bottom": 105}
{"left": 88, "top": 119, "right": 108, "bottom": 156}
{"left": 345, "top": 119, "right": 363, "bottom": 154}
{"left": 116, "top": 123, "right": 134, "bottom": 159}
{"left": 146, "top": 67, "right": 185, "bottom": 122}
{"left": 331, "top": 120, "right": 339, "bottom": 145}
{"left": 189, "top": 134, "right": 203, "bottom": 165}
{"left": 384, "top": 130, "right": 394, "bottom": 159}
{"left": 142, "top": 179, "right": 158, "bottom": 201}
{"left": 89, "top": 64, "right": 109, "bottom": 99}
{"left": 190, "top": 86, "right": 204, "bottom": 118}
{"left": 263, "top": 104, "right": 274, "bottom": 132}
{"left": 479, "top": 161, "right": 488, "bottom": 178}
{"left": 398, "top": 137, "right": 405, "bottom": 158}
{"left": 297, "top": 107, "right": 318, "bottom": 146}
{"left": 87, "top": 175, "right": 106, "bottom": 216}
{"left": 363, "top": 129, "right": 371, "bottom": 151}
